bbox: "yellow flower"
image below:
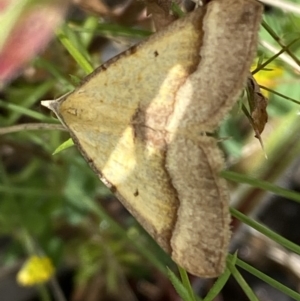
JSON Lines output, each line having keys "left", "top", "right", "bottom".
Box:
{"left": 252, "top": 62, "right": 283, "bottom": 97}
{"left": 17, "top": 256, "right": 55, "bottom": 286}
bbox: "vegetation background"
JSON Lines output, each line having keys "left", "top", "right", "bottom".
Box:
{"left": 1, "top": 0, "right": 300, "bottom": 300}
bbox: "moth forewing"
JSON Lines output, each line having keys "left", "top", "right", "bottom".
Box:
{"left": 42, "top": 0, "right": 263, "bottom": 278}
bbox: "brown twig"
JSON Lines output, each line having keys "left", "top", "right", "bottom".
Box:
{"left": 0, "top": 123, "right": 66, "bottom": 135}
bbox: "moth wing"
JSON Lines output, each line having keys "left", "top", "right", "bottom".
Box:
{"left": 44, "top": 10, "right": 205, "bottom": 253}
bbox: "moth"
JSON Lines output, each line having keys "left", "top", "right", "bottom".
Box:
{"left": 42, "top": 0, "right": 263, "bottom": 277}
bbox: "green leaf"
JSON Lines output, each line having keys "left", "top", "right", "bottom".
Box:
{"left": 203, "top": 254, "right": 236, "bottom": 301}
{"left": 178, "top": 266, "right": 197, "bottom": 301}
{"left": 52, "top": 138, "right": 74, "bottom": 155}
{"left": 234, "top": 256, "right": 300, "bottom": 301}
{"left": 167, "top": 267, "right": 195, "bottom": 301}
{"left": 227, "top": 260, "right": 259, "bottom": 301}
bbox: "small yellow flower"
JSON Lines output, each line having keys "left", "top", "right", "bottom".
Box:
{"left": 17, "top": 256, "right": 55, "bottom": 286}
{"left": 252, "top": 62, "right": 283, "bottom": 97}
